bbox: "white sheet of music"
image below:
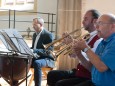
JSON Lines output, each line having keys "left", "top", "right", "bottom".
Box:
{"left": 0, "top": 31, "right": 18, "bottom": 52}
{"left": 0, "top": 35, "right": 11, "bottom": 53}
{"left": 0, "top": 29, "right": 33, "bottom": 56}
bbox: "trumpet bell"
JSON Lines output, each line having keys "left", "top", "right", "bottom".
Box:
{"left": 44, "top": 27, "right": 84, "bottom": 49}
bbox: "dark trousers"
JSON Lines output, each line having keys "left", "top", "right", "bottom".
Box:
{"left": 47, "top": 69, "right": 90, "bottom": 86}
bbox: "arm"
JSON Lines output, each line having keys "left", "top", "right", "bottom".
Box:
{"left": 86, "top": 47, "right": 108, "bottom": 72}
{"left": 74, "top": 39, "right": 108, "bottom": 72}
{"left": 33, "top": 31, "right": 54, "bottom": 57}
{"left": 72, "top": 44, "right": 92, "bottom": 71}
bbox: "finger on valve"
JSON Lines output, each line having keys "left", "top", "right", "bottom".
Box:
{"left": 63, "top": 33, "right": 73, "bottom": 44}
{"left": 62, "top": 32, "right": 69, "bottom": 44}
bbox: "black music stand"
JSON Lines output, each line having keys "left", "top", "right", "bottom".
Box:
{"left": 0, "top": 29, "right": 34, "bottom": 86}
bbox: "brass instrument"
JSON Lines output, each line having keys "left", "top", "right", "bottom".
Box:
{"left": 64, "top": 31, "right": 98, "bottom": 55}
{"left": 63, "top": 33, "right": 90, "bottom": 55}
{"left": 49, "top": 29, "right": 97, "bottom": 59}
{"left": 44, "top": 27, "right": 84, "bottom": 49}
{"left": 48, "top": 33, "right": 88, "bottom": 59}
{"left": 48, "top": 31, "right": 83, "bottom": 59}
{"left": 62, "top": 33, "right": 90, "bottom": 55}
{"left": 49, "top": 34, "right": 82, "bottom": 60}
{"left": 53, "top": 30, "right": 97, "bottom": 56}
{"left": 49, "top": 45, "right": 71, "bottom": 59}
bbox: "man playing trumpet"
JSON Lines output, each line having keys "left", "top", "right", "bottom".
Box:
{"left": 47, "top": 9, "right": 101, "bottom": 86}
{"left": 73, "top": 14, "right": 115, "bottom": 86}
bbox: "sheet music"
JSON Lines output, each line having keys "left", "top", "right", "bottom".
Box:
{"left": 1, "top": 31, "right": 18, "bottom": 52}
{"left": 0, "top": 33, "right": 11, "bottom": 50}
{"left": 0, "top": 35, "right": 11, "bottom": 53}
{"left": 0, "top": 29, "right": 33, "bottom": 57}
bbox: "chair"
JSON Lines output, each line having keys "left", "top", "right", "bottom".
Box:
{"left": 28, "top": 67, "right": 53, "bottom": 86}
{"left": 28, "top": 47, "right": 58, "bottom": 86}
{"left": 42, "top": 67, "right": 53, "bottom": 78}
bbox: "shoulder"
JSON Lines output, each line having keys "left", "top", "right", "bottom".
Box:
{"left": 41, "top": 29, "right": 54, "bottom": 39}
{"left": 43, "top": 29, "right": 51, "bottom": 34}
{"left": 43, "top": 29, "right": 53, "bottom": 36}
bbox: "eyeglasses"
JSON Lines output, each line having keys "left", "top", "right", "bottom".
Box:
{"left": 94, "top": 21, "right": 113, "bottom": 26}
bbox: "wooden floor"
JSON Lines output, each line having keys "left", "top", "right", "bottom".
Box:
{"left": 0, "top": 71, "right": 47, "bottom": 86}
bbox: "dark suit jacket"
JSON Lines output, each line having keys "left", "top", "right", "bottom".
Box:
{"left": 31, "top": 28, "right": 54, "bottom": 60}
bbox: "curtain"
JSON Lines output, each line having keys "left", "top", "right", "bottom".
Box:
{"left": 56, "top": 0, "right": 82, "bottom": 70}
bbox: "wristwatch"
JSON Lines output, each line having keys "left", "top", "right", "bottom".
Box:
{"left": 83, "top": 46, "right": 90, "bottom": 53}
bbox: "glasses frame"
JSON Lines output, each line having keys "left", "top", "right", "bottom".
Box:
{"left": 94, "top": 21, "right": 114, "bottom": 26}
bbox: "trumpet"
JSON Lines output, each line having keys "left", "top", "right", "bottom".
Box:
{"left": 48, "top": 32, "right": 87, "bottom": 59}
{"left": 48, "top": 33, "right": 88, "bottom": 59}
{"left": 44, "top": 27, "right": 84, "bottom": 49}
{"left": 63, "top": 30, "right": 98, "bottom": 55}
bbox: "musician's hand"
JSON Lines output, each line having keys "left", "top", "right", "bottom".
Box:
{"left": 33, "top": 49, "right": 51, "bottom": 56}
{"left": 33, "top": 49, "right": 38, "bottom": 53}
{"left": 72, "top": 39, "right": 87, "bottom": 51}
{"left": 33, "top": 53, "right": 40, "bottom": 59}
{"left": 31, "top": 49, "right": 40, "bottom": 58}
{"left": 62, "top": 32, "right": 73, "bottom": 45}
{"left": 30, "top": 49, "right": 33, "bottom": 52}
{"left": 33, "top": 49, "right": 43, "bottom": 56}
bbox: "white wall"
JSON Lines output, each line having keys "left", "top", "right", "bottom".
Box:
{"left": 37, "top": 0, "right": 57, "bottom": 14}
{"left": 81, "top": 0, "right": 115, "bottom": 34}
{"left": 37, "top": 0, "right": 57, "bottom": 35}
{"left": 82, "top": 0, "right": 115, "bottom": 15}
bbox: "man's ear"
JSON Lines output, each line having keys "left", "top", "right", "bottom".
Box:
{"left": 93, "top": 19, "right": 97, "bottom": 24}
{"left": 39, "top": 23, "right": 42, "bottom": 27}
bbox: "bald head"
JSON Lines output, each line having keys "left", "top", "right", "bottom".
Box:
{"left": 100, "top": 14, "right": 115, "bottom": 23}
{"left": 95, "top": 13, "right": 115, "bottom": 39}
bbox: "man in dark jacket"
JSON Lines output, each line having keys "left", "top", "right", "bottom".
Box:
{"left": 31, "top": 17, "right": 55, "bottom": 86}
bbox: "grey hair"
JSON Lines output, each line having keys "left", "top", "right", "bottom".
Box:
{"left": 37, "top": 17, "right": 44, "bottom": 26}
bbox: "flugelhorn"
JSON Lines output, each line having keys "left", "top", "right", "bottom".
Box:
{"left": 44, "top": 27, "right": 84, "bottom": 49}
{"left": 48, "top": 34, "right": 81, "bottom": 59}
{"left": 49, "top": 35, "right": 85, "bottom": 59}
{"left": 48, "top": 33, "right": 82, "bottom": 59}
{"left": 63, "top": 30, "right": 98, "bottom": 55}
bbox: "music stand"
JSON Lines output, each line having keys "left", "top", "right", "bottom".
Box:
{"left": 0, "top": 29, "right": 33, "bottom": 86}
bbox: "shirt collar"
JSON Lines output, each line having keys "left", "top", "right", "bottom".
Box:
{"left": 36, "top": 27, "right": 44, "bottom": 35}
{"left": 90, "top": 30, "right": 97, "bottom": 36}
{"left": 102, "top": 33, "right": 115, "bottom": 44}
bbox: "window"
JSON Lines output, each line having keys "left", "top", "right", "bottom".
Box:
{"left": 0, "top": 0, "right": 34, "bottom": 10}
